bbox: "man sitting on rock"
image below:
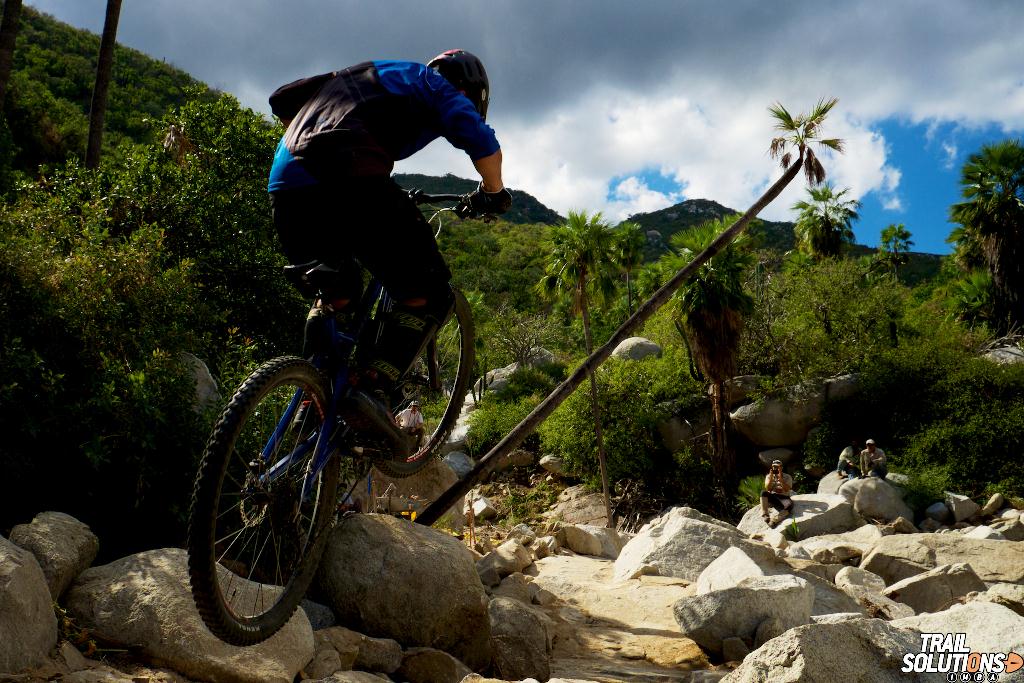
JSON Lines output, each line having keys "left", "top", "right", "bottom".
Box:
{"left": 837, "top": 439, "right": 861, "bottom": 479}
{"left": 761, "top": 460, "right": 794, "bottom": 527}
{"left": 859, "top": 438, "right": 887, "bottom": 479}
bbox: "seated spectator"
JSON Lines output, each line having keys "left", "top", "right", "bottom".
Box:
{"left": 396, "top": 401, "right": 425, "bottom": 446}
{"left": 760, "top": 459, "right": 794, "bottom": 527}
{"left": 836, "top": 439, "right": 861, "bottom": 479}
{"left": 860, "top": 438, "right": 887, "bottom": 479}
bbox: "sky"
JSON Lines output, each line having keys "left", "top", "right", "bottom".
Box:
{"left": 30, "top": 1, "right": 1024, "bottom": 254}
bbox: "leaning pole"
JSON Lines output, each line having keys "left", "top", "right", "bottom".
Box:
{"left": 417, "top": 158, "right": 804, "bottom": 527}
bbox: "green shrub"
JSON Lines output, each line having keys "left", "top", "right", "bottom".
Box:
{"left": 901, "top": 466, "right": 952, "bottom": 513}
{"left": 465, "top": 395, "right": 541, "bottom": 456}
{"left": 736, "top": 475, "right": 763, "bottom": 511}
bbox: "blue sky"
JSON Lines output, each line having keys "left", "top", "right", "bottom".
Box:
{"left": 29, "top": 1, "right": 1024, "bottom": 256}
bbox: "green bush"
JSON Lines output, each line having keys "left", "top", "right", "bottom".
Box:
{"left": 492, "top": 363, "right": 565, "bottom": 403}
{"left": 465, "top": 395, "right": 541, "bottom": 456}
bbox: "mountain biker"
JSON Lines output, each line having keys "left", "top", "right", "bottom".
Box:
{"left": 267, "top": 50, "right": 513, "bottom": 456}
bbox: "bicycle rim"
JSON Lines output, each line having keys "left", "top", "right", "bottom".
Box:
{"left": 187, "top": 356, "right": 339, "bottom": 645}
{"left": 380, "top": 289, "right": 474, "bottom": 478}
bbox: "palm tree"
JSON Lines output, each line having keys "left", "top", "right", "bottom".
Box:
{"left": 949, "top": 139, "right": 1024, "bottom": 331}
{"left": 613, "top": 221, "right": 646, "bottom": 315}
{"left": 667, "top": 218, "right": 754, "bottom": 488}
{"left": 86, "top": 0, "right": 122, "bottom": 168}
{"left": 791, "top": 183, "right": 860, "bottom": 259}
{"left": 0, "top": 0, "right": 22, "bottom": 110}
{"left": 875, "top": 223, "right": 913, "bottom": 278}
{"left": 538, "top": 210, "right": 618, "bottom": 525}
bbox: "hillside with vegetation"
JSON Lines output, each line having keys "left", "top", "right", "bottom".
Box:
{"left": 0, "top": 8, "right": 1021, "bottom": 567}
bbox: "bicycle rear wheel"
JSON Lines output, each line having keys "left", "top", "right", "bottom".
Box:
{"left": 187, "top": 356, "right": 339, "bottom": 646}
{"left": 379, "top": 288, "right": 474, "bottom": 478}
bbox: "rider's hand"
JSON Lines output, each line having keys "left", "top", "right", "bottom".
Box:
{"left": 456, "top": 183, "right": 513, "bottom": 218}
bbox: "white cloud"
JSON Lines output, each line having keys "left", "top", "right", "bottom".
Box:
{"left": 942, "top": 141, "right": 959, "bottom": 170}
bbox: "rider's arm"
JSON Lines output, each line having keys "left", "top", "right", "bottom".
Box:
{"left": 474, "top": 150, "right": 504, "bottom": 192}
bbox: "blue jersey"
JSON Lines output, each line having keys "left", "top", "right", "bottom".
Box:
{"left": 268, "top": 60, "right": 500, "bottom": 192}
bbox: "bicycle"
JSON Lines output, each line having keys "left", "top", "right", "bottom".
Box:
{"left": 187, "top": 189, "right": 478, "bottom": 646}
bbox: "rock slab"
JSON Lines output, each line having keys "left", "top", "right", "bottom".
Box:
{"left": 9, "top": 511, "right": 99, "bottom": 600}
{"left": 0, "top": 535, "right": 58, "bottom": 673}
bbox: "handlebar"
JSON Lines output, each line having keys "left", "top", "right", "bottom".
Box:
{"left": 408, "top": 190, "right": 465, "bottom": 205}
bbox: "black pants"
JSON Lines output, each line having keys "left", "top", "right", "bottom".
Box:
{"left": 761, "top": 491, "right": 793, "bottom": 511}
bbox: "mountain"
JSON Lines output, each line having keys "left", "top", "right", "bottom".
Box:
{"left": 393, "top": 173, "right": 562, "bottom": 225}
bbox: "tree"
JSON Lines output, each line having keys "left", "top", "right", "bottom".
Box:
{"left": 86, "top": 0, "right": 122, "bottom": 168}
{"left": 949, "top": 139, "right": 1024, "bottom": 331}
{"left": 538, "top": 210, "right": 618, "bottom": 525}
{"left": 791, "top": 183, "right": 860, "bottom": 259}
{"left": 667, "top": 218, "right": 754, "bottom": 488}
{"left": 0, "top": 0, "right": 22, "bottom": 110}
{"left": 613, "top": 221, "right": 646, "bottom": 316}
{"left": 875, "top": 223, "right": 913, "bottom": 278}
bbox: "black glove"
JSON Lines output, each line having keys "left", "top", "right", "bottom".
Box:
{"left": 456, "top": 184, "right": 513, "bottom": 218}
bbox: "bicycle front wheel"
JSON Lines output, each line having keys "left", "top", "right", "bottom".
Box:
{"left": 380, "top": 288, "right": 474, "bottom": 478}
{"left": 187, "top": 356, "right": 339, "bottom": 646}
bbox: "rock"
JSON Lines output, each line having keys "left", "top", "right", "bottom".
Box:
{"left": 784, "top": 524, "right": 883, "bottom": 564}
{"left": 478, "top": 539, "right": 534, "bottom": 582}
{"left": 657, "top": 409, "right": 713, "bottom": 453}
{"left": 65, "top": 548, "right": 312, "bottom": 683}
{"left": 488, "top": 597, "right": 551, "bottom": 681}
{"left": 723, "top": 375, "right": 763, "bottom": 408}
{"left": 722, "top": 618, "right": 923, "bottom": 683}
{"left": 784, "top": 559, "right": 841, "bottom": 583}
{"left": 737, "top": 494, "right": 865, "bottom": 539}
{"left": 924, "top": 501, "right": 951, "bottom": 523}
{"left": 305, "top": 641, "right": 345, "bottom": 680}
{"left": 443, "top": 413, "right": 471, "bottom": 454}
{"left": 894, "top": 602, "right": 1024, "bottom": 660}
{"left": 318, "top": 625, "right": 402, "bottom": 674}
{"left": 443, "top": 451, "right": 475, "bottom": 479}
{"left": 532, "top": 535, "right": 558, "bottom": 561}
{"left": 968, "top": 583, "right": 1024, "bottom": 617}
{"left": 471, "top": 496, "right": 498, "bottom": 521}
{"left": 301, "top": 599, "right": 337, "bottom": 630}
{"left": 561, "top": 524, "right": 625, "bottom": 559}
{"left": 757, "top": 448, "right": 794, "bottom": 468}
{"left": 810, "top": 612, "right": 867, "bottom": 624}
{"left": 8, "top": 511, "right": 99, "bottom": 600}
{"left": 611, "top": 336, "right": 662, "bottom": 361}
{"left": 859, "top": 533, "right": 1024, "bottom": 585}
{"left": 749, "top": 527, "right": 788, "bottom": 550}
{"left": 728, "top": 375, "right": 858, "bottom": 447}
{"left": 852, "top": 589, "right": 915, "bottom": 620}
{"left": 507, "top": 523, "right": 537, "bottom": 547}
{"left": 1000, "top": 508, "right": 1023, "bottom": 520}
{"left": 539, "top": 453, "right": 568, "bottom": 476}
{"left": 983, "top": 345, "right": 1024, "bottom": 364}
{"left": 990, "top": 518, "right": 1024, "bottom": 541}
{"left": 981, "top": 493, "right": 1005, "bottom": 517}
{"left": 753, "top": 616, "right": 785, "bottom": 647}
{"left": 614, "top": 507, "right": 761, "bottom": 582}
{"left": 963, "top": 525, "right": 1007, "bottom": 540}
{"left": 837, "top": 477, "right": 914, "bottom": 523}
{"left": 356, "top": 459, "right": 465, "bottom": 531}
{"left": 0, "top": 536, "right": 57, "bottom": 673}
{"left": 492, "top": 573, "right": 532, "bottom": 604}
{"left": 885, "top": 516, "right": 918, "bottom": 534}
{"left": 944, "top": 492, "right": 981, "bottom": 523}
{"left": 543, "top": 485, "right": 608, "bottom": 526}
{"left": 721, "top": 636, "right": 751, "bottom": 663}
{"left": 834, "top": 566, "right": 887, "bottom": 594}
{"left": 502, "top": 448, "right": 535, "bottom": 470}
{"left": 179, "top": 351, "right": 222, "bottom": 413}
{"left": 673, "top": 575, "right": 814, "bottom": 656}
{"left": 880, "top": 562, "right": 986, "bottom": 614}
{"left": 815, "top": 471, "right": 849, "bottom": 495}
{"left": 917, "top": 518, "right": 943, "bottom": 533}
{"left": 317, "top": 514, "right": 491, "bottom": 671}
{"left": 314, "top": 672, "right": 388, "bottom": 683}
{"left": 395, "top": 647, "right": 472, "bottom": 683}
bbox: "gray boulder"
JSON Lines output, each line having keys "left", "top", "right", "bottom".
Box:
{"left": 924, "top": 501, "right": 951, "bottom": 523}
{"left": 477, "top": 539, "right": 533, "bottom": 584}
{"left": 614, "top": 506, "right": 759, "bottom": 582}
{"left": 757, "top": 447, "right": 795, "bottom": 468}
{"left": 834, "top": 566, "right": 887, "bottom": 594}
{"left": 816, "top": 471, "right": 849, "bottom": 495}
{"left": 611, "top": 336, "right": 662, "bottom": 361}
{"left": 9, "top": 511, "right": 99, "bottom": 600}
{"left": 488, "top": 597, "right": 551, "bottom": 681}
{"left": 737, "top": 494, "right": 865, "bottom": 539}
{"left": 894, "top": 601, "right": 1024, "bottom": 661}
{"left": 881, "top": 563, "right": 987, "bottom": 614}
{"left": 179, "top": 351, "right": 222, "bottom": 413}
{"left": 395, "top": 647, "right": 472, "bottom": 683}
{"left": 721, "top": 618, "right": 926, "bottom": 683}
{"left": 984, "top": 345, "right": 1024, "bottom": 365}
{"left": 728, "top": 375, "right": 858, "bottom": 447}
{"left": 538, "top": 453, "right": 568, "bottom": 476}
{"left": 785, "top": 524, "right": 884, "bottom": 564}
{"left": 980, "top": 493, "right": 1005, "bottom": 516}
{"left": 673, "top": 575, "right": 815, "bottom": 656}
{"left": 442, "top": 451, "right": 475, "bottom": 479}
{"left": 963, "top": 525, "right": 1007, "bottom": 540}
{"left": 542, "top": 484, "right": 608, "bottom": 526}
{"left": 317, "top": 625, "right": 402, "bottom": 674}
{"left": 944, "top": 492, "right": 980, "bottom": 523}
{"left": 838, "top": 477, "right": 914, "bottom": 523}
{"left": 657, "top": 409, "right": 713, "bottom": 453}
{"left": 560, "top": 524, "right": 625, "bottom": 559}
{"left": 967, "top": 582, "right": 1024, "bottom": 617}
{"left": 317, "top": 514, "right": 491, "bottom": 671}
{"left": 0, "top": 536, "right": 58, "bottom": 673}
{"left": 860, "top": 533, "right": 1024, "bottom": 585}
{"left": 65, "top": 548, "right": 312, "bottom": 683}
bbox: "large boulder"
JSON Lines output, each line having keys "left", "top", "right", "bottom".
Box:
{"left": 477, "top": 539, "right": 533, "bottom": 585}
{"left": 543, "top": 484, "right": 608, "bottom": 526}
{"left": 785, "top": 524, "right": 884, "bottom": 564}
{"left": 816, "top": 471, "right": 848, "bottom": 495}
{"left": 729, "top": 375, "right": 858, "bottom": 447}
{"left": 560, "top": 524, "right": 625, "bottom": 559}
{"left": 967, "top": 583, "right": 1024, "bottom": 617}
{"left": 658, "top": 409, "right": 713, "bottom": 453}
{"left": 860, "top": 533, "right": 1024, "bottom": 585}
{"left": 395, "top": 647, "right": 472, "bottom": 683}
{"left": 65, "top": 548, "right": 313, "bottom": 683}
{"left": 316, "top": 514, "right": 491, "bottom": 671}
{"left": 442, "top": 451, "right": 475, "bottom": 479}
{"left": 721, "top": 618, "right": 925, "bottom": 683}
{"left": 673, "top": 575, "right": 815, "bottom": 656}
{"left": 179, "top": 351, "right": 222, "bottom": 413}
{"left": 834, "top": 566, "right": 887, "bottom": 594}
{"left": 894, "top": 602, "right": 1024, "bottom": 664}
{"left": 611, "top": 336, "right": 662, "bottom": 361}
{"left": 613, "top": 507, "right": 760, "bottom": 582}
{"left": 838, "top": 478, "right": 914, "bottom": 523}
{"left": 945, "top": 492, "right": 981, "bottom": 523}
{"left": 354, "top": 459, "right": 464, "bottom": 531}
{"left": 0, "top": 536, "right": 58, "bottom": 673}
{"left": 488, "top": 597, "right": 551, "bottom": 681}
{"left": 9, "top": 511, "right": 99, "bottom": 600}
{"left": 737, "top": 494, "right": 865, "bottom": 539}
{"left": 984, "top": 345, "right": 1024, "bottom": 365}
{"left": 880, "top": 563, "right": 987, "bottom": 614}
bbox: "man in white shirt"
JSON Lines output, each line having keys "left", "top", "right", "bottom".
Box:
{"left": 396, "top": 401, "right": 425, "bottom": 446}
{"left": 860, "top": 439, "right": 887, "bottom": 479}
